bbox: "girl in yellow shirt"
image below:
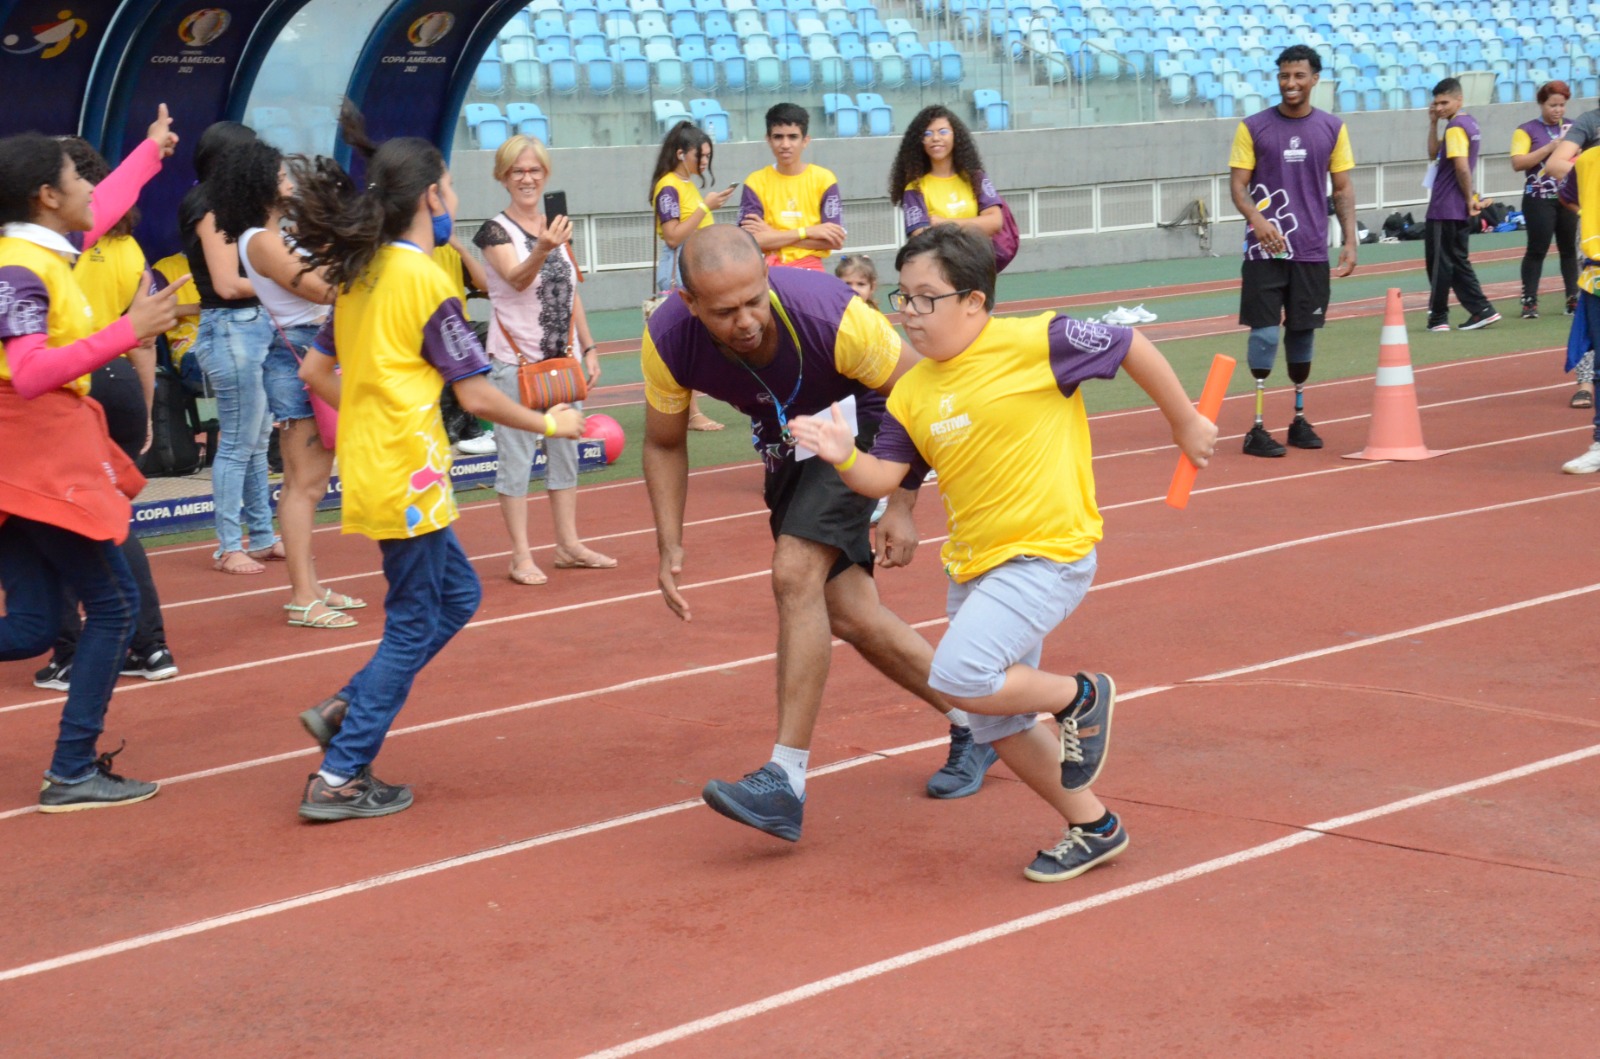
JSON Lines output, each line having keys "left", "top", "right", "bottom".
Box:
{"left": 889, "top": 105, "right": 1008, "bottom": 250}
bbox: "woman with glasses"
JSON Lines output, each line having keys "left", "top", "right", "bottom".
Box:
{"left": 888, "top": 106, "right": 1008, "bottom": 254}
{"left": 473, "top": 136, "right": 614, "bottom": 585}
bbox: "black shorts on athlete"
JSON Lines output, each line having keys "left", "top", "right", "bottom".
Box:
{"left": 1239, "top": 258, "right": 1332, "bottom": 331}
{"left": 763, "top": 419, "right": 878, "bottom": 581}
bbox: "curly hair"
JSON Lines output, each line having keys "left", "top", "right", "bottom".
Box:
{"left": 285, "top": 101, "right": 446, "bottom": 291}
{"left": 59, "top": 136, "right": 140, "bottom": 238}
{"left": 210, "top": 139, "right": 284, "bottom": 242}
{"left": 887, "top": 105, "right": 986, "bottom": 206}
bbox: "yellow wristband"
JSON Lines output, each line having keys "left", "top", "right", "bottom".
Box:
{"left": 543, "top": 413, "right": 558, "bottom": 437}
{"left": 797, "top": 226, "right": 807, "bottom": 240}
{"left": 835, "top": 448, "right": 859, "bottom": 472}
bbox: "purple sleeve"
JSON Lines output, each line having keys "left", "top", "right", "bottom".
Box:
{"left": 974, "top": 172, "right": 1004, "bottom": 212}
{"left": 738, "top": 185, "right": 763, "bottom": 225}
{"left": 869, "top": 410, "right": 931, "bottom": 486}
{"left": 421, "top": 297, "right": 491, "bottom": 382}
{"left": 1047, "top": 314, "right": 1133, "bottom": 397}
{"left": 901, "top": 189, "right": 929, "bottom": 235}
{"left": 310, "top": 310, "right": 337, "bottom": 360}
{"left": 655, "top": 186, "right": 682, "bottom": 225}
{"left": 820, "top": 183, "right": 844, "bottom": 229}
{"left": 0, "top": 266, "right": 51, "bottom": 340}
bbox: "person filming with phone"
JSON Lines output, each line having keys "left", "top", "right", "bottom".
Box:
{"left": 473, "top": 136, "right": 615, "bottom": 585}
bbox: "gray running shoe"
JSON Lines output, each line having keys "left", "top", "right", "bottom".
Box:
{"left": 925, "top": 725, "right": 998, "bottom": 799}
{"left": 1024, "top": 817, "right": 1129, "bottom": 882}
{"left": 298, "top": 766, "right": 413, "bottom": 821}
{"left": 38, "top": 745, "right": 158, "bottom": 813}
{"left": 702, "top": 763, "right": 805, "bottom": 841}
{"left": 1054, "top": 672, "right": 1115, "bottom": 792}
{"left": 299, "top": 694, "right": 349, "bottom": 749}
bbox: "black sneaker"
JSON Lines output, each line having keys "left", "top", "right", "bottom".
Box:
{"left": 1054, "top": 672, "right": 1115, "bottom": 792}
{"left": 1023, "top": 817, "right": 1130, "bottom": 882}
{"left": 38, "top": 744, "right": 159, "bottom": 813}
{"left": 1242, "top": 424, "right": 1286, "bottom": 458}
{"left": 925, "top": 725, "right": 998, "bottom": 799}
{"left": 122, "top": 645, "right": 178, "bottom": 680}
{"left": 32, "top": 658, "right": 71, "bottom": 691}
{"left": 1460, "top": 308, "right": 1501, "bottom": 331}
{"left": 299, "top": 694, "right": 349, "bottom": 750}
{"left": 298, "top": 766, "right": 413, "bottom": 821}
{"left": 1568, "top": 294, "right": 1579, "bottom": 316}
{"left": 701, "top": 763, "right": 805, "bottom": 842}
{"left": 1426, "top": 317, "right": 1451, "bottom": 332}
{"left": 1286, "top": 415, "right": 1323, "bottom": 450}
{"left": 1521, "top": 297, "right": 1539, "bottom": 320}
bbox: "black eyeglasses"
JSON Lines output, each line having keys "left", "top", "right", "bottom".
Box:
{"left": 887, "top": 288, "right": 971, "bottom": 314}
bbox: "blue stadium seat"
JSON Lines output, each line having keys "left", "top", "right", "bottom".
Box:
{"left": 752, "top": 53, "right": 782, "bottom": 89}
{"left": 690, "top": 97, "right": 731, "bottom": 141}
{"left": 510, "top": 56, "right": 546, "bottom": 95}
{"left": 850, "top": 53, "right": 876, "bottom": 88}
{"left": 464, "top": 103, "right": 510, "bottom": 149}
{"left": 868, "top": 41, "right": 905, "bottom": 87}
{"left": 476, "top": 58, "right": 505, "bottom": 95}
{"left": 506, "top": 102, "right": 551, "bottom": 143}
{"left": 857, "top": 92, "right": 892, "bottom": 135}
{"left": 653, "top": 99, "right": 694, "bottom": 132}
{"left": 816, "top": 53, "right": 847, "bottom": 90}
{"left": 787, "top": 54, "right": 814, "bottom": 89}
{"left": 929, "top": 40, "right": 962, "bottom": 85}
{"left": 1214, "top": 93, "right": 1235, "bottom": 118}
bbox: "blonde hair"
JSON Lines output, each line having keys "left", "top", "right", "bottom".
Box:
{"left": 492, "top": 135, "right": 551, "bottom": 182}
{"left": 834, "top": 254, "right": 877, "bottom": 286}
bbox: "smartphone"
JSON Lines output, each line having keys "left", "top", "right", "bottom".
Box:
{"left": 544, "top": 190, "right": 568, "bottom": 223}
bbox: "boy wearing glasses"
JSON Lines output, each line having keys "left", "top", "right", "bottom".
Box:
{"left": 739, "top": 103, "right": 845, "bottom": 271}
{"left": 791, "top": 226, "right": 1217, "bottom": 881}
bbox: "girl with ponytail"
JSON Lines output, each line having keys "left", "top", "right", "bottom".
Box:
{"left": 285, "top": 104, "right": 584, "bottom": 822}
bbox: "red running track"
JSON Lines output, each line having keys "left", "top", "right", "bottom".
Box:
{"left": 1, "top": 344, "right": 1597, "bottom": 1055}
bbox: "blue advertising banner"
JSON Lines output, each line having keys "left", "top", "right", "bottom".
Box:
{"left": 343, "top": 0, "right": 477, "bottom": 155}
{"left": 0, "top": 0, "right": 122, "bottom": 136}
{"left": 132, "top": 438, "right": 608, "bottom": 538}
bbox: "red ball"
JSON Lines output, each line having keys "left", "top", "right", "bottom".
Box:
{"left": 582, "top": 412, "right": 626, "bottom": 463}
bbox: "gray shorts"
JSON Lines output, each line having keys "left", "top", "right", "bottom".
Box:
{"left": 488, "top": 360, "right": 579, "bottom": 496}
{"left": 929, "top": 551, "right": 1097, "bottom": 745}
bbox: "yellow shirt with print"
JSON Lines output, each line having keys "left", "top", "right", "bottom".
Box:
{"left": 742, "top": 163, "right": 841, "bottom": 265}
{"left": 73, "top": 234, "right": 145, "bottom": 330}
{"left": 653, "top": 172, "right": 715, "bottom": 239}
{"left": 908, "top": 173, "right": 980, "bottom": 220}
{"left": 1575, "top": 145, "right": 1600, "bottom": 296}
{"left": 887, "top": 313, "right": 1104, "bottom": 583}
{"left": 0, "top": 237, "right": 95, "bottom": 395}
{"left": 152, "top": 251, "right": 200, "bottom": 361}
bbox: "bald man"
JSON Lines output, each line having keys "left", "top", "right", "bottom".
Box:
{"left": 641, "top": 227, "right": 995, "bottom": 843}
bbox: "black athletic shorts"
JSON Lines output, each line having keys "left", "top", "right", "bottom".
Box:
{"left": 1239, "top": 259, "right": 1332, "bottom": 331}
{"left": 763, "top": 419, "right": 878, "bottom": 581}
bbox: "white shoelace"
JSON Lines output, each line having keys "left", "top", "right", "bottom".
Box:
{"left": 1058, "top": 715, "right": 1083, "bottom": 765}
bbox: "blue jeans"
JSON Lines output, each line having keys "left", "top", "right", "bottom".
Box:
{"left": 323, "top": 527, "right": 482, "bottom": 778}
{"left": 195, "top": 306, "right": 276, "bottom": 555}
{"left": 0, "top": 517, "right": 139, "bottom": 778}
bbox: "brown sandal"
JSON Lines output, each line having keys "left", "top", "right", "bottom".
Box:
{"left": 214, "top": 551, "right": 265, "bottom": 575}
{"left": 1571, "top": 387, "right": 1594, "bottom": 409}
{"left": 508, "top": 563, "right": 548, "bottom": 586}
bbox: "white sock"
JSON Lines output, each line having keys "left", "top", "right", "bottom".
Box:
{"left": 945, "top": 708, "right": 971, "bottom": 728}
{"left": 770, "top": 744, "right": 809, "bottom": 797}
{"left": 318, "top": 769, "right": 352, "bottom": 787}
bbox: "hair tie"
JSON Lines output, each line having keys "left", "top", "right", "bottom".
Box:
{"left": 366, "top": 182, "right": 377, "bottom": 192}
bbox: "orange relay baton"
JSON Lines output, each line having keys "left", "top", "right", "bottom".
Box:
{"left": 1165, "top": 353, "right": 1236, "bottom": 510}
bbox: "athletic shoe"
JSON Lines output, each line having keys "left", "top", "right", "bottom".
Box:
{"left": 1520, "top": 298, "right": 1539, "bottom": 320}
{"left": 925, "top": 725, "right": 998, "bottom": 799}
{"left": 122, "top": 645, "right": 178, "bottom": 680}
{"left": 1128, "top": 304, "right": 1158, "bottom": 323}
{"left": 1286, "top": 415, "right": 1323, "bottom": 450}
{"left": 701, "top": 763, "right": 804, "bottom": 841}
{"left": 1023, "top": 817, "right": 1130, "bottom": 882}
{"left": 1242, "top": 424, "right": 1286, "bottom": 458}
{"left": 1460, "top": 308, "right": 1501, "bottom": 331}
{"left": 1054, "top": 671, "right": 1115, "bottom": 791}
{"left": 1427, "top": 317, "right": 1451, "bottom": 332}
{"left": 1101, "top": 307, "right": 1138, "bottom": 325}
{"left": 870, "top": 496, "right": 889, "bottom": 525}
{"left": 298, "top": 766, "right": 413, "bottom": 821}
{"left": 1568, "top": 294, "right": 1579, "bottom": 316}
{"left": 32, "top": 658, "right": 71, "bottom": 691}
{"left": 299, "top": 694, "right": 349, "bottom": 750}
{"left": 456, "top": 431, "right": 497, "bottom": 456}
{"left": 38, "top": 745, "right": 158, "bottom": 813}
{"left": 923, "top": 469, "right": 938, "bottom": 484}
{"left": 1561, "top": 442, "right": 1600, "bottom": 474}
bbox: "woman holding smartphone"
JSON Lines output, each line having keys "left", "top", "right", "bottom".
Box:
{"left": 473, "top": 136, "right": 613, "bottom": 585}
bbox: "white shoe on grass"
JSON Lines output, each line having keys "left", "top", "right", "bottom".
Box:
{"left": 1561, "top": 442, "right": 1600, "bottom": 474}
{"left": 1129, "top": 304, "right": 1158, "bottom": 322}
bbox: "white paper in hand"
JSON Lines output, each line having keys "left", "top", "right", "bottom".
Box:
{"left": 794, "top": 395, "right": 858, "bottom": 461}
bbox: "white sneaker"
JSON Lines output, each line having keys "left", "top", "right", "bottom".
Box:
{"left": 1561, "top": 441, "right": 1600, "bottom": 474}
{"left": 456, "top": 432, "right": 497, "bottom": 455}
{"left": 1101, "top": 307, "right": 1138, "bottom": 325}
{"left": 1129, "top": 304, "right": 1158, "bottom": 323}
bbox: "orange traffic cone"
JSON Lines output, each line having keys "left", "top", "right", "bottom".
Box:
{"left": 1344, "top": 288, "right": 1442, "bottom": 461}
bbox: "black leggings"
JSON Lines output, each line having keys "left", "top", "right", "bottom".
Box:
{"left": 1521, "top": 194, "right": 1578, "bottom": 303}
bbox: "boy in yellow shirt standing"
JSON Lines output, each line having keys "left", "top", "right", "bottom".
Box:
{"left": 791, "top": 226, "right": 1216, "bottom": 881}
{"left": 738, "top": 103, "right": 844, "bottom": 271}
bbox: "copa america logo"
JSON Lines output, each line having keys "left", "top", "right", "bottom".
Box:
{"left": 408, "top": 12, "right": 455, "bottom": 47}
{"left": 177, "top": 8, "right": 230, "bottom": 47}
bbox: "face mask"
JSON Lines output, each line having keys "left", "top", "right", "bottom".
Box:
{"left": 431, "top": 211, "right": 453, "bottom": 244}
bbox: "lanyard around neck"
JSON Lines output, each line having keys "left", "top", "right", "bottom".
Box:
{"left": 738, "top": 290, "right": 804, "bottom": 444}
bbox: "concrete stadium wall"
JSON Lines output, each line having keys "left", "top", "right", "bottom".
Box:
{"left": 452, "top": 99, "right": 1537, "bottom": 311}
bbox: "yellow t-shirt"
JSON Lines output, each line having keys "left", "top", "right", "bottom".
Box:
{"left": 882, "top": 313, "right": 1130, "bottom": 582}
{"left": 72, "top": 234, "right": 145, "bottom": 330}
{"left": 739, "top": 163, "right": 843, "bottom": 264}
{"left": 316, "top": 243, "right": 491, "bottom": 540}
{"left": 0, "top": 236, "right": 96, "bottom": 395}
{"left": 1575, "top": 146, "right": 1600, "bottom": 296}
{"left": 652, "top": 172, "right": 715, "bottom": 238}
{"left": 151, "top": 251, "right": 200, "bottom": 361}
{"left": 430, "top": 243, "right": 473, "bottom": 322}
{"left": 909, "top": 173, "right": 979, "bottom": 219}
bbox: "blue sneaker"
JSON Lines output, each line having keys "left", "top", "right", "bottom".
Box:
{"left": 925, "top": 725, "right": 997, "bottom": 799}
{"left": 1023, "top": 817, "right": 1129, "bottom": 882}
{"left": 1054, "top": 672, "right": 1115, "bottom": 791}
{"left": 701, "top": 763, "right": 804, "bottom": 842}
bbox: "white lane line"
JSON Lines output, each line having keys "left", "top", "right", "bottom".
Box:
{"left": 578, "top": 741, "right": 1600, "bottom": 1059}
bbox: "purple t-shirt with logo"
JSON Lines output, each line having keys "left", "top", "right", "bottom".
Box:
{"left": 1428, "top": 113, "right": 1482, "bottom": 222}
{"left": 1517, "top": 118, "right": 1567, "bottom": 198}
{"left": 1239, "top": 107, "right": 1346, "bottom": 264}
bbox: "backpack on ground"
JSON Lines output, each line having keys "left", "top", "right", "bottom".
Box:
{"left": 140, "top": 366, "right": 206, "bottom": 477}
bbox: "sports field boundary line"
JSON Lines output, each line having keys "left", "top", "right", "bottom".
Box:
{"left": 3, "top": 579, "right": 1594, "bottom": 985}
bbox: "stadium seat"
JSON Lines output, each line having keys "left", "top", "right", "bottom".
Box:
{"left": 752, "top": 53, "right": 783, "bottom": 89}
{"left": 857, "top": 92, "right": 892, "bottom": 136}
{"left": 690, "top": 97, "right": 732, "bottom": 141}
{"left": 506, "top": 102, "right": 552, "bottom": 143}
{"left": 510, "top": 57, "right": 546, "bottom": 96}
{"left": 653, "top": 99, "right": 694, "bottom": 132}
{"left": 464, "top": 103, "right": 511, "bottom": 149}
{"left": 476, "top": 58, "right": 505, "bottom": 95}
{"left": 787, "top": 54, "right": 814, "bottom": 89}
